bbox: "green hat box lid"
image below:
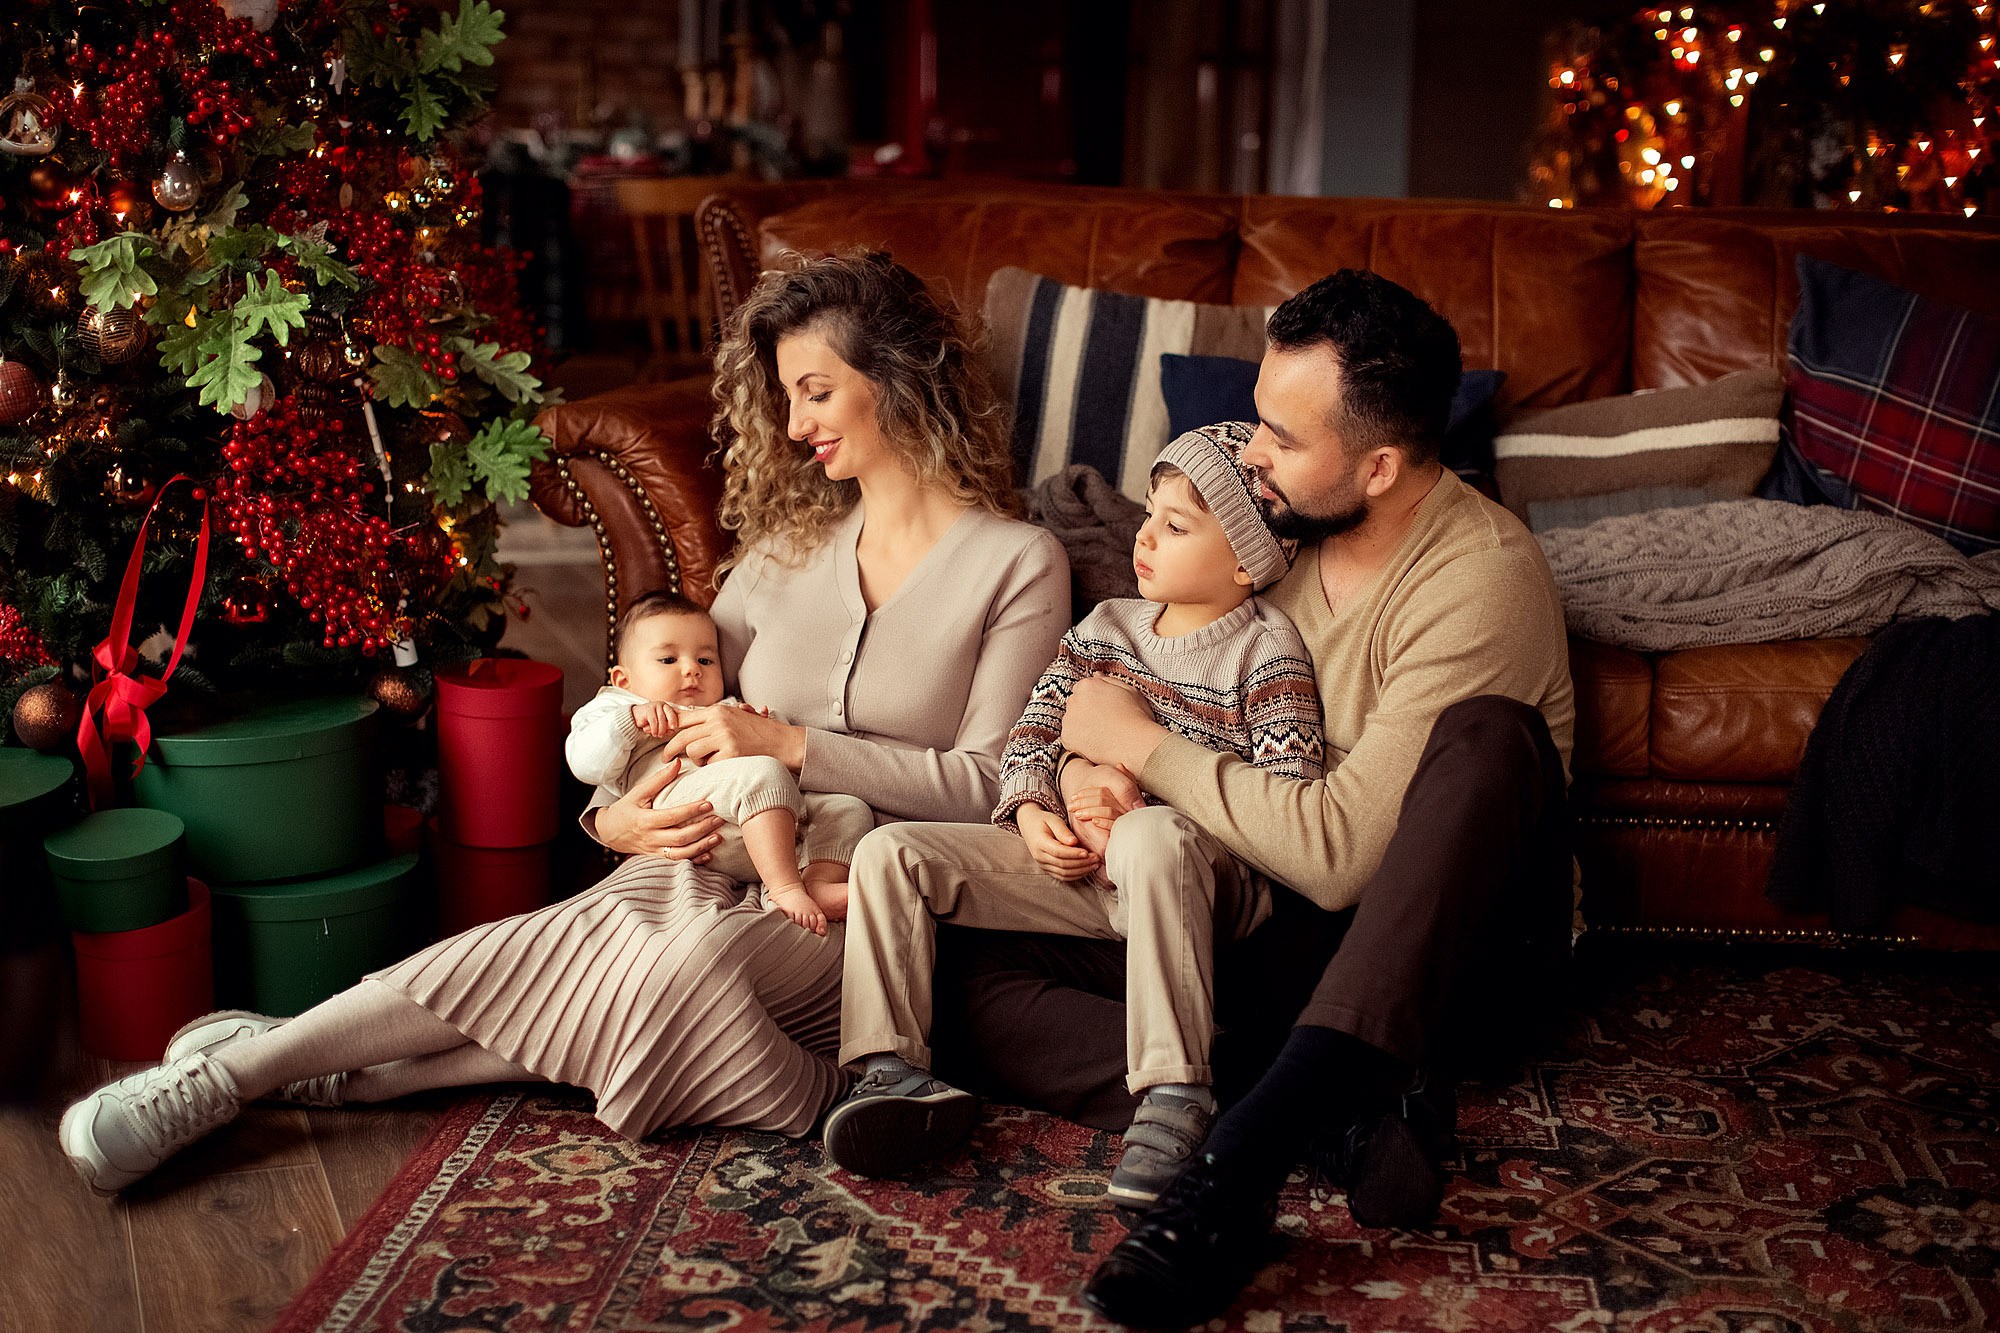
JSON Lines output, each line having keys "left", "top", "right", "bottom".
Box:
{"left": 211, "top": 852, "right": 418, "bottom": 1016}
{"left": 2, "top": 747, "right": 77, "bottom": 881}
{"left": 132, "top": 696, "right": 380, "bottom": 885}
{"left": 44, "top": 808, "right": 188, "bottom": 934}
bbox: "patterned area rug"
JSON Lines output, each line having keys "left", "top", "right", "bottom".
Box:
{"left": 274, "top": 952, "right": 2000, "bottom": 1333}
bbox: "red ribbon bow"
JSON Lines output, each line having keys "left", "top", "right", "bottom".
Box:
{"left": 77, "top": 477, "right": 211, "bottom": 808}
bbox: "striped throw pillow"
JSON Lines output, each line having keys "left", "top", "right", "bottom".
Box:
{"left": 1493, "top": 369, "right": 1785, "bottom": 529}
{"left": 983, "top": 268, "right": 1272, "bottom": 500}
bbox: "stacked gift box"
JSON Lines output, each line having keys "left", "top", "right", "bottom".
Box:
{"left": 120, "top": 696, "right": 418, "bottom": 1028}
{"left": 428, "top": 659, "right": 563, "bottom": 937}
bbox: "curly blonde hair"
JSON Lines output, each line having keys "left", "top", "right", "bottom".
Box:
{"left": 710, "top": 250, "right": 1019, "bottom": 580}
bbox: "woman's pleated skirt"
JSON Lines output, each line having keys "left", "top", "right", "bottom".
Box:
{"left": 371, "top": 856, "right": 848, "bottom": 1139}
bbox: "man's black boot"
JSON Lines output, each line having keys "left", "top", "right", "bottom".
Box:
{"left": 1081, "top": 1153, "right": 1280, "bottom": 1329}
{"left": 1313, "top": 1076, "right": 1456, "bottom": 1229}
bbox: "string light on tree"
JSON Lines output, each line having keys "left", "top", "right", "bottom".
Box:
{"left": 1528, "top": 1, "right": 1999, "bottom": 214}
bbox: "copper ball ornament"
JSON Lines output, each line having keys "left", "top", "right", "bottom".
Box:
{"left": 12, "top": 680, "right": 80, "bottom": 752}
{"left": 78, "top": 304, "right": 147, "bottom": 364}
{"left": 24, "top": 160, "right": 76, "bottom": 211}
{"left": 367, "top": 664, "right": 434, "bottom": 719}
{"left": 0, "top": 359, "right": 44, "bottom": 426}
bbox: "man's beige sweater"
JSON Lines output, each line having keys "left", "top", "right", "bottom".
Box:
{"left": 1144, "top": 470, "right": 1574, "bottom": 912}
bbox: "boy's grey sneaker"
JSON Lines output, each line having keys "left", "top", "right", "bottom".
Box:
{"left": 58, "top": 1053, "right": 242, "bottom": 1195}
{"left": 821, "top": 1065, "right": 978, "bottom": 1177}
{"left": 1107, "top": 1092, "right": 1214, "bottom": 1207}
{"left": 164, "top": 1010, "right": 350, "bottom": 1107}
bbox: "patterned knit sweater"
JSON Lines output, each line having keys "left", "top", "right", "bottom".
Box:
{"left": 993, "top": 596, "right": 1324, "bottom": 828}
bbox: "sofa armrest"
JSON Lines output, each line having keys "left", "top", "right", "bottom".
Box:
{"left": 529, "top": 375, "right": 729, "bottom": 665}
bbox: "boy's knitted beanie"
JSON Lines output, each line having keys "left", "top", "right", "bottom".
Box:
{"left": 1151, "top": 420, "right": 1296, "bottom": 591}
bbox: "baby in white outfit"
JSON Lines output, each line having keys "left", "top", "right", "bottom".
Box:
{"left": 566, "top": 590, "right": 871, "bottom": 933}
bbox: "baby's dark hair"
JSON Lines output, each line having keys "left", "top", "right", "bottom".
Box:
{"left": 615, "top": 590, "right": 711, "bottom": 661}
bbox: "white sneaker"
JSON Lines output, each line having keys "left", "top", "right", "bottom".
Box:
{"left": 164, "top": 1010, "right": 349, "bottom": 1108}
{"left": 59, "top": 1053, "right": 242, "bottom": 1194}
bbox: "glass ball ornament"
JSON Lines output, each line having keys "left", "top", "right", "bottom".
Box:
{"left": 102, "top": 463, "right": 159, "bottom": 510}
{"left": 0, "top": 77, "right": 59, "bottom": 158}
{"left": 78, "top": 304, "right": 148, "bottom": 364}
{"left": 152, "top": 152, "right": 202, "bottom": 212}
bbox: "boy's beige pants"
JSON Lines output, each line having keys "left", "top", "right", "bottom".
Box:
{"left": 839, "top": 805, "right": 1270, "bottom": 1093}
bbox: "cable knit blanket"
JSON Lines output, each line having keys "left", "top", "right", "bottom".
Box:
{"left": 1026, "top": 464, "right": 1144, "bottom": 613}
{"left": 1537, "top": 500, "right": 2000, "bottom": 651}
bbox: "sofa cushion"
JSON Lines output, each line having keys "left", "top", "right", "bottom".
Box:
{"left": 983, "top": 269, "right": 1270, "bottom": 496}
{"left": 1567, "top": 636, "right": 1651, "bottom": 779}
{"left": 1230, "top": 199, "right": 1635, "bottom": 413}
{"left": 1649, "top": 638, "right": 1868, "bottom": 783}
{"left": 755, "top": 185, "right": 1240, "bottom": 313}
{"left": 1492, "top": 369, "right": 1784, "bottom": 528}
{"left": 1786, "top": 256, "right": 2000, "bottom": 553}
{"left": 1630, "top": 213, "right": 2000, "bottom": 391}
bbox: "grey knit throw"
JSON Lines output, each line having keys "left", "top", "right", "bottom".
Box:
{"left": 1536, "top": 499, "right": 2000, "bottom": 652}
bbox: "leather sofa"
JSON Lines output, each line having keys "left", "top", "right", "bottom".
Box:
{"left": 530, "top": 180, "right": 2000, "bottom": 950}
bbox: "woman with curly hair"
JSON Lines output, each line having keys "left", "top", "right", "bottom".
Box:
{"left": 59, "top": 251, "right": 1071, "bottom": 1193}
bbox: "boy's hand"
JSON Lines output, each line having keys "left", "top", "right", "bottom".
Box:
{"left": 1016, "top": 803, "right": 1101, "bottom": 882}
{"left": 1064, "top": 763, "right": 1143, "bottom": 858}
{"left": 632, "top": 701, "right": 680, "bottom": 738}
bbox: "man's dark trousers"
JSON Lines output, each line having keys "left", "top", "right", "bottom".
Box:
{"left": 935, "top": 694, "right": 1574, "bottom": 1130}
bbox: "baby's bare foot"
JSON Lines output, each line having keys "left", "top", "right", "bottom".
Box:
{"left": 805, "top": 879, "right": 849, "bottom": 922}
{"left": 765, "top": 881, "right": 827, "bottom": 936}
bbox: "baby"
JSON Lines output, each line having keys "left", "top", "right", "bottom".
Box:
{"left": 567, "top": 590, "right": 869, "bottom": 933}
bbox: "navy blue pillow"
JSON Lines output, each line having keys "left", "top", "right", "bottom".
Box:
{"left": 1159, "top": 353, "right": 1507, "bottom": 472}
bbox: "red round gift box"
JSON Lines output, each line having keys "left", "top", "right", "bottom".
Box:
{"left": 426, "top": 817, "right": 552, "bottom": 937}
{"left": 434, "top": 658, "right": 564, "bottom": 849}
{"left": 71, "top": 877, "right": 215, "bottom": 1062}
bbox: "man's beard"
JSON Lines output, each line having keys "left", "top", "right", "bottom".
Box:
{"left": 1257, "top": 490, "right": 1368, "bottom": 543}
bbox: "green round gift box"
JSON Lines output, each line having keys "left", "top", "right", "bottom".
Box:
{"left": 44, "top": 807, "right": 188, "bottom": 933}
{"left": 132, "top": 696, "right": 381, "bottom": 884}
{"left": 209, "top": 852, "right": 419, "bottom": 1016}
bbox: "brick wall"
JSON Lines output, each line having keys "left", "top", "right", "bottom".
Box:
{"left": 491, "top": 0, "right": 686, "bottom": 131}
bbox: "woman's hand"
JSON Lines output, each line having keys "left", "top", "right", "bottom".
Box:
{"left": 1016, "top": 804, "right": 1102, "bottom": 882}
{"left": 661, "top": 704, "right": 808, "bottom": 771}
{"left": 589, "top": 759, "right": 727, "bottom": 860}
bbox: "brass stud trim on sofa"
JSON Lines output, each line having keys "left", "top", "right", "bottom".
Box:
{"left": 1583, "top": 814, "right": 1779, "bottom": 833}
{"left": 1587, "top": 922, "right": 1922, "bottom": 949}
{"left": 551, "top": 452, "right": 683, "bottom": 672}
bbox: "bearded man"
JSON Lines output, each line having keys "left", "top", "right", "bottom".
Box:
{"left": 1068, "top": 269, "right": 1577, "bottom": 1328}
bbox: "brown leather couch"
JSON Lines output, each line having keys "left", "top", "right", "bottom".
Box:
{"left": 530, "top": 180, "right": 2000, "bottom": 950}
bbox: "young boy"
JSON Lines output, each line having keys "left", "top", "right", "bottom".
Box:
{"left": 567, "top": 591, "right": 871, "bottom": 933}
{"left": 825, "top": 421, "right": 1325, "bottom": 1205}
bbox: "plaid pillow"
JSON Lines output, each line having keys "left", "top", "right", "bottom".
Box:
{"left": 1788, "top": 256, "right": 2000, "bottom": 553}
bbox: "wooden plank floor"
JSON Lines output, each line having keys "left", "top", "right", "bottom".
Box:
{"left": 0, "top": 524, "right": 614, "bottom": 1333}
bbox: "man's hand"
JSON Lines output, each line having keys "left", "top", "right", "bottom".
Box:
{"left": 632, "top": 701, "right": 680, "bottom": 738}
{"left": 1016, "top": 803, "right": 1102, "bottom": 882}
{"left": 1062, "top": 674, "right": 1171, "bottom": 777}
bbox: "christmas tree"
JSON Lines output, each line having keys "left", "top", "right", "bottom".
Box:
{"left": 0, "top": 0, "right": 551, "bottom": 748}
{"left": 1529, "top": 0, "right": 1998, "bottom": 214}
